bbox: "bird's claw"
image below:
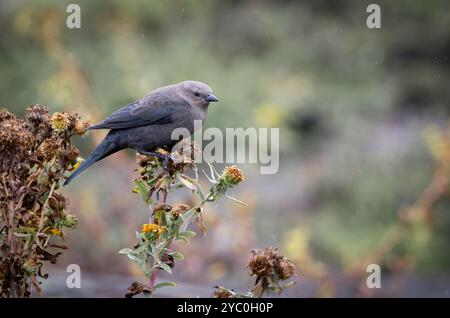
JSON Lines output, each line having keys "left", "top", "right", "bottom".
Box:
{"left": 138, "top": 150, "right": 172, "bottom": 169}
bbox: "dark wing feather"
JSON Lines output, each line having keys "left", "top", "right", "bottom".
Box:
{"left": 89, "top": 90, "right": 187, "bottom": 130}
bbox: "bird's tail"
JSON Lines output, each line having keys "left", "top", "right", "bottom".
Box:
{"left": 64, "top": 134, "right": 123, "bottom": 186}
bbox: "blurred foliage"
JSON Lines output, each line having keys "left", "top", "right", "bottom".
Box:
{"left": 1, "top": 0, "right": 450, "bottom": 296}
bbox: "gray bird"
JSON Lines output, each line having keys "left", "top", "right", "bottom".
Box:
{"left": 64, "top": 80, "right": 218, "bottom": 186}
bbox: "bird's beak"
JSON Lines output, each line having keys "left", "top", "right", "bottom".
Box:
{"left": 205, "top": 93, "right": 219, "bottom": 102}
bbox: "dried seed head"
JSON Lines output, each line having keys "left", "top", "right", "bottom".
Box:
{"left": 26, "top": 104, "right": 50, "bottom": 127}
{"left": 50, "top": 112, "right": 70, "bottom": 132}
{"left": 0, "top": 113, "right": 34, "bottom": 151}
{"left": 154, "top": 203, "right": 173, "bottom": 213}
{"left": 48, "top": 193, "right": 68, "bottom": 212}
{"left": 212, "top": 288, "right": 235, "bottom": 298}
{"left": 170, "top": 203, "right": 190, "bottom": 219}
{"left": 37, "top": 137, "right": 59, "bottom": 159}
{"left": 248, "top": 247, "right": 295, "bottom": 281}
{"left": 73, "top": 119, "right": 91, "bottom": 136}
{"left": 62, "top": 146, "right": 80, "bottom": 164}
{"left": 0, "top": 108, "right": 15, "bottom": 121}
{"left": 275, "top": 258, "right": 296, "bottom": 280}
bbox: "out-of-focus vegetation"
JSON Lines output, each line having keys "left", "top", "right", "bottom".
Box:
{"left": 1, "top": 0, "right": 450, "bottom": 297}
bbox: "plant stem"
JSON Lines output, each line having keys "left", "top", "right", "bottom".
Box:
{"left": 38, "top": 182, "right": 56, "bottom": 232}
{"left": 149, "top": 271, "right": 156, "bottom": 290}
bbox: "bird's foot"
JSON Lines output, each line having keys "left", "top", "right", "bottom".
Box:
{"left": 138, "top": 150, "right": 172, "bottom": 168}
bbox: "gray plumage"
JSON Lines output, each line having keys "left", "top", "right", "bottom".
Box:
{"left": 64, "top": 80, "right": 218, "bottom": 186}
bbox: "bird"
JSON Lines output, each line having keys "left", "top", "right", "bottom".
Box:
{"left": 63, "top": 80, "right": 218, "bottom": 186}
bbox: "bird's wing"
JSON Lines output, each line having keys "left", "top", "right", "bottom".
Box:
{"left": 89, "top": 91, "right": 188, "bottom": 130}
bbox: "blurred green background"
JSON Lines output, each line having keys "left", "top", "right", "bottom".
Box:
{"left": 1, "top": 0, "right": 450, "bottom": 297}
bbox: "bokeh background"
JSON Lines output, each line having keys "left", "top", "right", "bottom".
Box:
{"left": 1, "top": 0, "right": 450, "bottom": 297}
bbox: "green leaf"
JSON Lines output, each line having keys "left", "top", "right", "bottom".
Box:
{"left": 155, "top": 209, "right": 167, "bottom": 227}
{"left": 179, "top": 208, "right": 200, "bottom": 232}
{"left": 126, "top": 254, "right": 145, "bottom": 267}
{"left": 134, "top": 179, "right": 152, "bottom": 204}
{"left": 154, "top": 281, "right": 176, "bottom": 289}
{"left": 15, "top": 227, "right": 37, "bottom": 234}
{"left": 179, "top": 231, "right": 196, "bottom": 238}
{"left": 281, "top": 281, "right": 297, "bottom": 290}
{"left": 158, "top": 262, "right": 172, "bottom": 274}
{"left": 184, "top": 176, "right": 206, "bottom": 202}
{"left": 178, "top": 236, "right": 191, "bottom": 243}
{"left": 169, "top": 251, "right": 184, "bottom": 260}
{"left": 13, "top": 233, "right": 30, "bottom": 238}
{"left": 176, "top": 174, "right": 197, "bottom": 192}
{"left": 133, "top": 243, "right": 148, "bottom": 255}
{"left": 135, "top": 231, "right": 142, "bottom": 243}
{"left": 118, "top": 248, "right": 134, "bottom": 255}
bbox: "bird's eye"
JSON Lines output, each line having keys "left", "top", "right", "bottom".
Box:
{"left": 193, "top": 92, "right": 201, "bottom": 97}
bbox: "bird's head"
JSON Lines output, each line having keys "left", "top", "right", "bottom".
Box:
{"left": 181, "top": 80, "right": 219, "bottom": 108}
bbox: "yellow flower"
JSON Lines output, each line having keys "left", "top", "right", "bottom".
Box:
{"left": 47, "top": 228, "right": 62, "bottom": 236}
{"left": 141, "top": 223, "right": 166, "bottom": 238}
{"left": 70, "top": 160, "right": 81, "bottom": 173}
{"left": 50, "top": 112, "right": 70, "bottom": 132}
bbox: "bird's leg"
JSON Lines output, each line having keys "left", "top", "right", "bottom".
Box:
{"left": 138, "top": 149, "right": 172, "bottom": 168}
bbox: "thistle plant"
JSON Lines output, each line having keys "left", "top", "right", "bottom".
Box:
{"left": 120, "top": 141, "right": 245, "bottom": 297}
{"left": 0, "top": 105, "right": 89, "bottom": 297}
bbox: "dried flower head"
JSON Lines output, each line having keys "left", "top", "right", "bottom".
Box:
{"left": 0, "top": 111, "right": 33, "bottom": 149}
{"left": 170, "top": 203, "right": 190, "bottom": 219}
{"left": 247, "top": 247, "right": 296, "bottom": 297}
{"left": 62, "top": 146, "right": 80, "bottom": 165}
{"left": 275, "top": 258, "right": 296, "bottom": 280}
{"left": 153, "top": 203, "right": 172, "bottom": 213}
{"left": 73, "top": 119, "right": 91, "bottom": 136}
{"left": 0, "top": 107, "right": 14, "bottom": 121}
{"left": 212, "top": 288, "right": 235, "bottom": 298}
{"left": 248, "top": 247, "right": 295, "bottom": 280}
{"left": 50, "top": 112, "right": 70, "bottom": 132}
{"left": 26, "top": 104, "right": 50, "bottom": 126}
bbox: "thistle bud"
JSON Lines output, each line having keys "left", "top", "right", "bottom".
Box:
{"left": 220, "top": 166, "right": 244, "bottom": 187}
{"left": 207, "top": 166, "right": 245, "bottom": 202}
